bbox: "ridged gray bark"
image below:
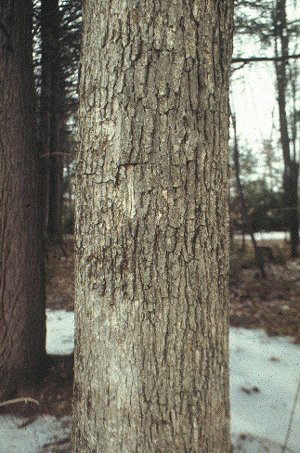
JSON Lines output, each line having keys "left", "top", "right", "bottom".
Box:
{"left": 74, "top": 0, "right": 233, "bottom": 451}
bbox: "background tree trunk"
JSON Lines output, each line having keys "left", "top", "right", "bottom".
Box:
{"left": 0, "top": 0, "right": 47, "bottom": 399}
{"left": 40, "top": 0, "right": 64, "bottom": 245}
{"left": 231, "top": 113, "right": 266, "bottom": 278}
{"left": 40, "top": 0, "right": 52, "bottom": 234}
{"left": 73, "top": 0, "right": 233, "bottom": 451}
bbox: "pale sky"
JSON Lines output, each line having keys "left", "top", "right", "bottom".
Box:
{"left": 230, "top": 0, "right": 299, "bottom": 180}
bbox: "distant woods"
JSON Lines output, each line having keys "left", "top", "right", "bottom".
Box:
{"left": 34, "top": 0, "right": 82, "bottom": 243}
{"left": 0, "top": 0, "right": 81, "bottom": 400}
{"left": 31, "top": 0, "right": 300, "bottom": 255}
{"left": 231, "top": 0, "right": 300, "bottom": 257}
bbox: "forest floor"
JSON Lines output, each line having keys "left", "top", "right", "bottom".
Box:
{"left": 1, "top": 235, "right": 300, "bottom": 430}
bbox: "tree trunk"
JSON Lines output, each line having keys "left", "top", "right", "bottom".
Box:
{"left": 73, "top": 0, "right": 233, "bottom": 451}
{"left": 231, "top": 113, "right": 266, "bottom": 278}
{"left": 48, "top": 125, "right": 64, "bottom": 244}
{"left": 0, "top": 0, "right": 47, "bottom": 399}
{"left": 40, "top": 0, "right": 52, "bottom": 234}
{"left": 274, "top": 0, "right": 299, "bottom": 257}
{"left": 41, "top": 0, "right": 64, "bottom": 245}
{"left": 47, "top": 53, "right": 64, "bottom": 245}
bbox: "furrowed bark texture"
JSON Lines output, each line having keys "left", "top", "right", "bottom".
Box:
{"left": 0, "top": 0, "right": 47, "bottom": 399}
{"left": 74, "top": 0, "right": 233, "bottom": 451}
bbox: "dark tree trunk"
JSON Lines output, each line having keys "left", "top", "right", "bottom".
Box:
{"left": 0, "top": 0, "right": 47, "bottom": 399}
{"left": 40, "top": 0, "right": 52, "bottom": 234}
{"left": 283, "top": 160, "right": 299, "bottom": 256}
{"left": 48, "top": 128, "right": 64, "bottom": 245}
{"left": 41, "top": 0, "right": 64, "bottom": 245}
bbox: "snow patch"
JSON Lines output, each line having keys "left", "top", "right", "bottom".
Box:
{"left": 230, "top": 327, "right": 300, "bottom": 452}
{"left": 0, "top": 415, "right": 71, "bottom": 453}
{"left": 46, "top": 309, "right": 74, "bottom": 355}
{"left": 1, "top": 311, "right": 300, "bottom": 452}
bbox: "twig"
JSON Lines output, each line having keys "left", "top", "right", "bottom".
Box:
{"left": 0, "top": 22, "right": 12, "bottom": 51}
{"left": 39, "top": 152, "right": 73, "bottom": 158}
{"left": 0, "top": 397, "right": 40, "bottom": 407}
{"left": 43, "top": 437, "right": 71, "bottom": 448}
{"left": 18, "top": 416, "right": 38, "bottom": 429}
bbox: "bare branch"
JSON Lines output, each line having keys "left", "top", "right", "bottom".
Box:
{"left": 0, "top": 397, "right": 40, "bottom": 407}
{"left": 232, "top": 53, "right": 300, "bottom": 64}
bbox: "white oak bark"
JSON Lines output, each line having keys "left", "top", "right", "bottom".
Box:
{"left": 74, "top": 0, "right": 233, "bottom": 451}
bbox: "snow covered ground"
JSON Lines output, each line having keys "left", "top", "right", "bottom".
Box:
{"left": 230, "top": 327, "right": 300, "bottom": 453}
{"left": 46, "top": 309, "right": 74, "bottom": 355}
{"left": 0, "top": 309, "right": 299, "bottom": 453}
{"left": 235, "top": 232, "right": 290, "bottom": 242}
{"left": 0, "top": 415, "right": 71, "bottom": 453}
